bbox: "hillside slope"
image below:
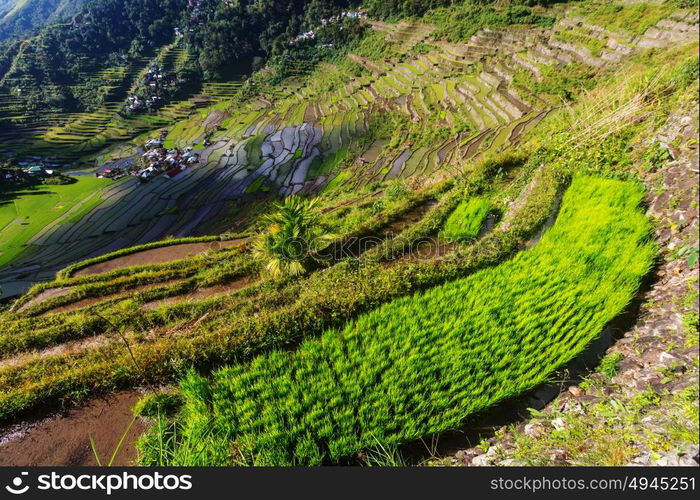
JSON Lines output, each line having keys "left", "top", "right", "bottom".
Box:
{"left": 0, "top": 0, "right": 697, "bottom": 467}
{"left": 1, "top": 2, "right": 696, "bottom": 300}
{"left": 0, "top": 0, "right": 88, "bottom": 40}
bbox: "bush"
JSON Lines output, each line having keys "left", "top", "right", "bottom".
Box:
{"left": 43, "top": 175, "right": 75, "bottom": 185}
{"left": 385, "top": 179, "right": 409, "bottom": 201}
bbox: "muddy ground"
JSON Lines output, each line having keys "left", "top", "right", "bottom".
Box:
{"left": 0, "top": 390, "right": 146, "bottom": 466}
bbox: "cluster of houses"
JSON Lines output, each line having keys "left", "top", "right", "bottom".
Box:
{"left": 139, "top": 139, "right": 199, "bottom": 181}
{"left": 288, "top": 10, "right": 367, "bottom": 46}
{"left": 174, "top": 1, "right": 206, "bottom": 38}
{"left": 320, "top": 10, "right": 368, "bottom": 24}
{"left": 95, "top": 132, "right": 200, "bottom": 183}
{"left": 125, "top": 64, "right": 175, "bottom": 113}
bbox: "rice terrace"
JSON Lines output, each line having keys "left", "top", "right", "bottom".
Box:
{"left": 0, "top": 0, "right": 698, "bottom": 477}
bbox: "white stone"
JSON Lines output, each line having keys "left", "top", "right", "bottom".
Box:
{"left": 524, "top": 422, "right": 544, "bottom": 438}
{"left": 551, "top": 418, "right": 566, "bottom": 431}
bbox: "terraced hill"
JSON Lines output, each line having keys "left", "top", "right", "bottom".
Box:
{"left": 0, "top": 0, "right": 697, "bottom": 468}
{"left": 0, "top": 42, "right": 215, "bottom": 164}
{"left": 2, "top": 6, "right": 696, "bottom": 300}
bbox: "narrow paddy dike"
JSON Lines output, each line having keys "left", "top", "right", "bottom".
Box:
{"left": 141, "top": 275, "right": 257, "bottom": 311}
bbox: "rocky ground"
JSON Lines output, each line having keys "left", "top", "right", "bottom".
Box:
{"left": 435, "top": 103, "right": 699, "bottom": 467}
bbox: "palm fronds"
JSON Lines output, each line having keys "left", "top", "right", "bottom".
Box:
{"left": 252, "top": 196, "right": 334, "bottom": 278}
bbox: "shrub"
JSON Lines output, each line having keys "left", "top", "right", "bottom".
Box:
{"left": 252, "top": 196, "right": 335, "bottom": 278}
{"left": 598, "top": 352, "right": 624, "bottom": 379}
{"left": 385, "top": 179, "right": 409, "bottom": 202}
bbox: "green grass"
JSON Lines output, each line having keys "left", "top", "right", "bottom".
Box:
{"left": 441, "top": 197, "right": 491, "bottom": 242}
{"left": 351, "top": 31, "right": 402, "bottom": 62}
{"left": 577, "top": 1, "right": 677, "bottom": 35}
{"left": 140, "top": 175, "right": 655, "bottom": 465}
{"left": 424, "top": 2, "right": 555, "bottom": 43}
{"left": 0, "top": 176, "right": 112, "bottom": 267}
{"left": 513, "top": 62, "right": 598, "bottom": 102}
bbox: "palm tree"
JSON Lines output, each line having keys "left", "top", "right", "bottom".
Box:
{"left": 252, "top": 196, "right": 334, "bottom": 278}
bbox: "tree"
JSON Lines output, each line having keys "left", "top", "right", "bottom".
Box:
{"left": 252, "top": 196, "right": 334, "bottom": 278}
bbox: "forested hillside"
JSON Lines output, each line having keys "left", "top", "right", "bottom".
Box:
{"left": 0, "top": 0, "right": 364, "bottom": 113}
{"left": 0, "top": 0, "right": 89, "bottom": 41}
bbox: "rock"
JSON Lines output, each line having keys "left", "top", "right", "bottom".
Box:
{"left": 659, "top": 351, "right": 678, "bottom": 364}
{"left": 524, "top": 422, "right": 545, "bottom": 438}
{"left": 630, "top": 453, "right": 652, "bottom": 466}
{"left": 656, "top": 455, "right": 681, "bottom": 466}
{"left": 485, "top": 445, "right": 499, "bottom": 457}
{"left": 498, "top": 458, "right": 522, "bottom": 466}
{"left": 471, "top": 453, "right": 495, "bottom": 467}
{"left": 551, "top": 418, "right": 566, "bottom": 431}
{"left": 655, "top": 446, "right": 700, "bottom": 466}
{"left": 577, "top": 395, "right": 601, "bottom": 405}
{"left": 455, "top": 449, "right": 480, "bottom": 465}
{"left": 568, "top": 386, "right": 584, "bottom": 397}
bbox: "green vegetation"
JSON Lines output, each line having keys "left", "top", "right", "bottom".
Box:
{"left": 139, "top": 176, "right": 655, "bottom": 465}
{"left": 424, "top": 2, "right": 555, "bottom": 42}
{"left": 251, "top": 196, "right": 333, "bottom": 278}
{"left": 0, "top": 175, "right": 111, "bottom": 267}
{"left": 598, "top": 352, "right": 624, "bottom": 379}
{"left": 0, "top": 150, "right": 560, "bottom": 423}
{"left": 351, "top": 30, "right": 402, "bottom": 61}
{"left": 441, "top": 197, "right": 491, "bottom": 242}
{"left": 0, "top": 1, "right": 695, "bottom": 470}
{"left": 575, "top": 1, "right": 676, "bottom": 35}
{"left": 133, "top": 392, "right": 183, "bottom": 418}
{"left": 0, "top": 0, "right": 87, "bottom": 41}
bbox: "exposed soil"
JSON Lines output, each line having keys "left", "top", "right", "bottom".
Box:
{"left": 16, "top": 287, "right": 71, "bottom": 313}
{"left": 141, "top": 275, "right": 256, "bottom": 310}
{"left": 74, "top": 238, "right": 247, "bottom": 277}
{"left": 0, "top": 390, "right": 146, "bottom": 466}
{"left": 43, "top": 279, "right": 184, "bottom": 315}
{"left": 383, "top": 199, "right": 438, "bottom": 235}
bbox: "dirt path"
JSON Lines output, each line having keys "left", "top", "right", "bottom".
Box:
{"left": 0, "top": 390, "right": 146, "bottom": 466}
{"left": 74, "top": 238, "right": 247, "bottom": 276}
